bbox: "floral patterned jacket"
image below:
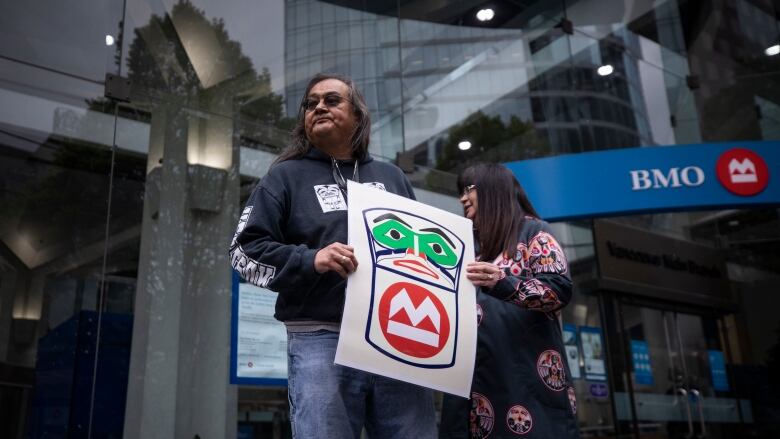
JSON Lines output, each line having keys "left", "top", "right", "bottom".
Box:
{"left": 440, "top": 217, "right": 579, "bottom": 439}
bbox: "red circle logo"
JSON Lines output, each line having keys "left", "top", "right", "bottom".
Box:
{"left": 378, "top": 282, "right": 450, "bottom": 358}
{"left": 716, "top": 148, "right": 769, "bottom": 196}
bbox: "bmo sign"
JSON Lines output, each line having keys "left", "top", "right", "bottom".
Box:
{"left": 630, "top": 166, "right": 705, "bottom": 191}
{"left": 716, "top": 148, "right": 769, "bottom": 196}
{"left": 505, "top": 142, "right": 779, "bottom": 221}
{"left": 629, "top": 148, "right": 769, "bottom": 196}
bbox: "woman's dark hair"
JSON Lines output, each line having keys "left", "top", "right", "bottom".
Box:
{"left": 457, "top": 163, "right": 540, "bottom": 261}
{"left": 274, "top": 73, "right": 371, "bottom": 164}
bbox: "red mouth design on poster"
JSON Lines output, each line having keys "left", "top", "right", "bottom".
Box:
{"left": 393, "top": 250, "right": 440, "bottom": 279}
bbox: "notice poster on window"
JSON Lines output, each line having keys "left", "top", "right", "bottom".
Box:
{"left": 580, "top": 326, "right": 606, "bottom": 381}
{"left": 708, "top": 350, "right": 729, "bottom": 391}
{"left": 563, "top": 323, "right": 581, "bottom": 379}
{"left": 230, "top": 272, "right": 287, "bottom": 385}
{"left": 336, "top": 181, "right": 477, "bottom": 397}
{"left": 631, "top": 340, "right": 654, "bottom": 385}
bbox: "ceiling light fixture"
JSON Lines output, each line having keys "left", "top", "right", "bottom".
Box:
{"left": 476, "top": 8, "right": 495, "bottom": 22}
{"left": 458, "top": 140, "right": 472, "bottom": 151}
{"left": 765, "top": 44, "right": 780, "bottom": 56}
{"left": 597, "top": 64, "right": 614, "bottom": 76}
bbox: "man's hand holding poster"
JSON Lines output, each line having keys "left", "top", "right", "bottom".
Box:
{"left": 335, "top": 181, "right": 477, "bottom": 397}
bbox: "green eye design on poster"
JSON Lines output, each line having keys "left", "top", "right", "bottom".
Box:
{"left": 371, "top": 217, "right": 459, "bottom": 268}
{"left": 365, "top": 210, "right": 464, "bottom": 293}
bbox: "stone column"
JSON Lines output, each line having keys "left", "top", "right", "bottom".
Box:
{"left": 0, "top": 270, "right": 18, "bottom": 362}
{"left": 123, "top": 97, "right": 238, "bottom": 439}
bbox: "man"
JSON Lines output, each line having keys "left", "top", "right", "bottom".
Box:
{"left": 230, "top": 73, "right": 437, "bottom": 438}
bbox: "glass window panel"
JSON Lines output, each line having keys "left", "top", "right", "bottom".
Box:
{"left": 349, "top": 23, "right": 363, "bottom": 49}
{"left": 398, "top": 2, "right": 566, "bottom": 192}
{"left": 0, "top": 1, "right": 126, "bottom": 437}
{"left": 0, "top": 1, "right": 123, "bottom": 81}
{"left": 322, "top": 24, "right": 336, "bottom": 54}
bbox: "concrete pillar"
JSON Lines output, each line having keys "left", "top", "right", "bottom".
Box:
{"left": 0, "top": 265, "right": 44, "bottom": 367}
{"left": 0, "top": 270, "right": 17, "bottom": 362}
{"left": 123, "top": 98, "right": 238, "bottom": 439}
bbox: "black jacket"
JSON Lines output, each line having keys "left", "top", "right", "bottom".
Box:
{"left": 230, "top": 148, "right": 415, "bottom": 323}
{"left": 441, "top": 217, "right": 579, "bottom": 439}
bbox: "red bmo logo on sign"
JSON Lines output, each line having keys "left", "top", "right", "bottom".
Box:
{"left": 378, "top": 282, "right": 450, "bottom": 358}
{"left": 716, "top": 148, "right": 769, "bottom": 196}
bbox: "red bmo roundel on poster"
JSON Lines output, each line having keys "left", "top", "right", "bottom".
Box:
{"left": 378, "top": 282, "right": 451, "bottom": 358}
{"left": 716, "top": 148, "right": 769, "bottom": 196}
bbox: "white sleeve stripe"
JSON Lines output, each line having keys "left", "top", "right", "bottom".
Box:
{"left": 230, "top": 243, "right": 276, "bottom": 288}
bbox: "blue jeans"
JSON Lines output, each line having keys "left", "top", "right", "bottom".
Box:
{"left": 287, "top": 329, "right": 437, "bottom": 439}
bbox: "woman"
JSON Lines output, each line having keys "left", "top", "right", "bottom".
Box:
{"left": 440, "top": 163, "right": 579, "bottom": 438}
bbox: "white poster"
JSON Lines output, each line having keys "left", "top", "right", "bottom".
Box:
{"left": 580, "top": 327, "right": 606, "bottom": 381}
{"left": 565, "top": 345, "right": 581, "bottom": 379}
{"left": 563, "top": 323, "right": 581, "bottom": 379}
{"left": 335, "top": 181, "right": 477, "bottom": 397}
{"left": 236, "top": 283, "right": 288, "bottom": 381}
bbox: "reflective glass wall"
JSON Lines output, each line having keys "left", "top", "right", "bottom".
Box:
{"left": 1, "top": 0, "right": 779, "bottom": 438}
{"left": 0, "top": 1, "right": 136, "bottom": 437}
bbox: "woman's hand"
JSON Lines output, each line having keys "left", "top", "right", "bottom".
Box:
{"left": 466, "top": 262, "right": 504, "bottom": 289}
{"left": 314, "top": 242, "right": 358, "bottom": 278}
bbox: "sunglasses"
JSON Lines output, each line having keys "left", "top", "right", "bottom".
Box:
{"left": 462, "top": 184, "right": 476, "bottom": 196}
{"left": 302, "top": 93, "right": 347, "bottom": 112}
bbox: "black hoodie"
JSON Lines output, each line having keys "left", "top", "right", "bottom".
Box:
{"left": 230, "top": 147, "right": 416, "bottom": 323}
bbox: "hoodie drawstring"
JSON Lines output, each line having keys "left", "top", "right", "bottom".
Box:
{"left": 331, "top": 157, "right": 359, "bottom": 203}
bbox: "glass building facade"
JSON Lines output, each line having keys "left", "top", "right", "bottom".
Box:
{"left": 0, "top": 0, "right": 778, "bottom": 437}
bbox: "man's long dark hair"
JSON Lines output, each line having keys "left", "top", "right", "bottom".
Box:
{"left": 457, "top": 163, "right": 540, "bottom": 262}
{"left": 274, "top": 73, "right": 371, "bottom": 164}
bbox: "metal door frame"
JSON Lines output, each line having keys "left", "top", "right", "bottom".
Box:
{"left": 601, "top": 290, "right": 741, "bottom": 439}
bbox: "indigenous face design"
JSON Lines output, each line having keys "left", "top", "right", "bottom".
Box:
{"left": 366, "top": 210, "right": 464, "bottom": 291}
{"left": 364, "top": 208, "right": 465, "bottom": 367}
{"left": 529, "top": 231, "right": 567, "bottom": 274}
{"left": 506, "top": 405, "right": 533, "bottom": 435}
{"left": 470, "top": 393, "right": 494, "bottom": 439}
{"left": 314, "top": 184, "right": 346, "bottom": 212}
{"left": 537, "top": 350, "right": 567, "bottom": 391}
{"left": 509, "top": 278, "right": 561, "bottom": 312}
